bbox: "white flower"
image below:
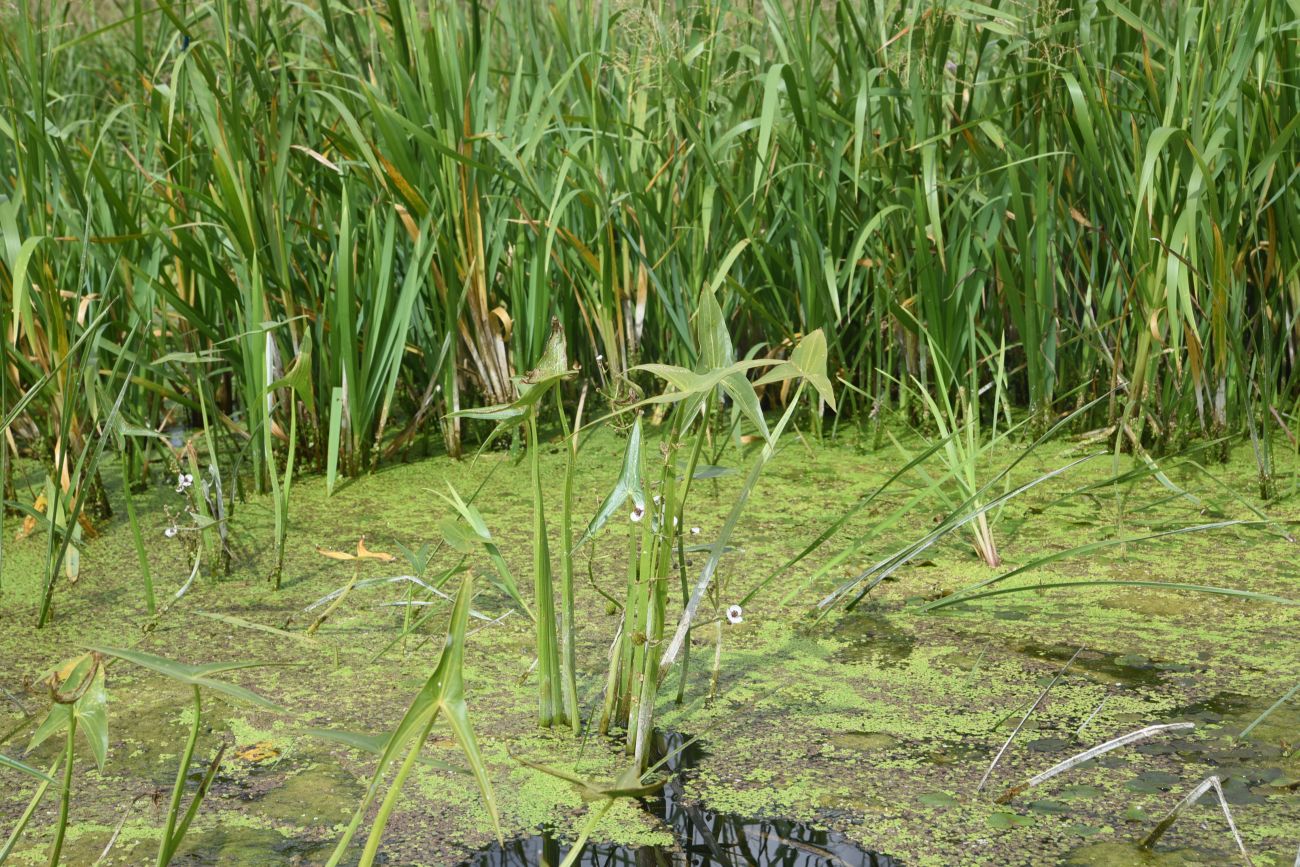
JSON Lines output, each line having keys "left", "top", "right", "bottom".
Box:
{"left": 175, "top": 472, "right": 193, "bottom": 493}
{"left": 630, "top": 504, "right": 645, "bottom": 523}
{"left": 726, "top": 605, "right": 743, "bottom": 625}
{"left": 690, "top": 527, "right": 701, "bottom": 535}
{"left": 672, "top": 517, "right": 679, "bottom": 527}
{"left": 595, "top": 354, "right": 603, "bottom": 362}
{"left": 164, "top": 525, "right": 178, "bottom": 539}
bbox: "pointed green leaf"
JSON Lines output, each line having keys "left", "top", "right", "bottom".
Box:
{"left": 632, "top": 360, "right": 776, "bottom": 399}
{"left": 438, "top": 518, "right": 484, "bottom": 554}
{"left": 575, "top": 417, "right": 645, "bottom": 549}
{"left": 76, "top": 667, "right": 108, "bottom": 771}
{"left": 437, "top": 486, "right": 492, "bottom": 540}
{"left": 326, "top": 577, "right": 502, "bottom": 864}
{"left": 696, "top": 288, "right": 733, "bottom": 372}
{"left": 451, "top": 403, "right": 526, "bottom": 422}
{"left": 513, "top": 754, "right": 666, "bottom": 803}
{"left": 88, "top": 646, "right": 284, "bottom": 711}
{"left": 28, "top": 654, "right": 107, "bottom": 769}
{"left": 0, "top": 753, "right": 54, "bottom": 784}
{"left": 754, "top": 329, "right": 837, "bottom": 410}
{"left": 514, "top": 318, "right": 575, "bottom": 407}
{"left": 266, "top": 330, "right": 315, "bottom": 413}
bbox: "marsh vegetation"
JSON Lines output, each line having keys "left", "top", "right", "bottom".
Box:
{"left": 2, "top": 0, "right": 1300, "bottom": 864}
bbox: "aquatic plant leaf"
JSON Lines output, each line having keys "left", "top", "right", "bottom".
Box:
{"left": 435, "top": 485, "right": 530, "bottom": 618}
{"left": 515, "top": 317, "right": 572, "bottom": 404}
{"left": 695, "top": 286, "right": 733, "bottom": 372}
{"left": 925, "top": 579, "right": 1299, "bottom": 611}
{"left": 439, "top": 486, "right": 493, "bottom": 538}
{"left": 166, "top": 742, "right": 228, "bottom": 860}
{"left": 452, "top": 403, "right": 527, "bottom": 422}
{"left": 88, "top": 646, "right": 284, "bottom": 711}
{"left": 28, "top": 653, "right": 108, "bottom": 771}
{"left": 719, "top": 371, "right": 770, "bottom": 442}
{"left": 978, "top": 648, "right": 1083, "bottom": 794}
{"left": 513, "top": 754, "right": 666, "bottom": 803}
{"left": 633, "top": 358, "right": 776, "bottom": 438}
{"left": 266, "top": 329, "right": 315, "bottom": 413}
{"left": 438, "top": 518, "right": 483, "bottom": 553}
{"left": 325, "top": 577, "right": 501, "bottom": 866}
{"left": 0, "top": 754, "right": 54, "bottom": 784}
{"left": 152, "top": 349, "right": 225, "bottom": 365}
{"left": 1239, "top": 681, "right": 1300, "bottom": 740}
{"left": 690, "top": 464, "right": 736, "bottom": 480}
{"left": 393, "top": 541, "right": 436, "bottom": 575}
{"left": 574, "top": 416, "right": 645, "bottom": 549}
{"left": 634, "top": 360, "right": 776, "bottom": 395}
{"left": 824, "top": 454, "right": 1101, "bottom": 611}
{"left": 754, "top": 329, "right": 837, "bottom": 410}
{"left": 192, "top": 611, "right": 316, "bottom": 645}
{"left": 452, "top": 319, "right": 574, "bottom": 425}
{"left": 687, "top": 289, "right": 770, "bottom": 439}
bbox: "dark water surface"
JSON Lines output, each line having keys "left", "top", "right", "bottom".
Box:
{"left": 458, "top": 733, "right": 898, "bottom": 867}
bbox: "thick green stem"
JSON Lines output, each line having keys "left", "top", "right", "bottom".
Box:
{"left": 528, "top": 415, "right": 561, "bottom": 727}
{"left": 674, "top": 399, "right": 711, "bottom": 705}
{"left": 658, "top": 382, "right": 807, "bottom": 679}
{"left": 46, "top": 718, "right": 76, "bottom": 867}
{"left": 554, "top": 389, "right": 580, "bottom": 732}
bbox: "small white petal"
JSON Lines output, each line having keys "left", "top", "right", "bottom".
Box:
{"left": 164, "top": 526, "right": 177, "bottom": 538}
{"left": 726, "top": 605, "right": 744, "bottom": 625}
{"left": 630, "top": 506, "right": 644, "bottom": 523}
{"left": 691, "top": 527, "right": 701, "bottom": 535}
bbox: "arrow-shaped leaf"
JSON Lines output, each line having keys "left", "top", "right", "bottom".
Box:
{"left": 88, "top": 646, "right": 285, "bottom": 712}
{"left": 28, "top": 653, "right": 108, "bottom": 771}
{"left": 266, "top": 330, "right": 315, "bottom": 413}
{"left": 325, "top": 577, "right": 501, "bottom": 866}
{"left": 574, "top": 417, "right": 645, "bottom": 549}
{"left": 754, "top": 329, "right": 837, "bottom": 411}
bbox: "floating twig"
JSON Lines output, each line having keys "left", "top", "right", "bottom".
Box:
{"left": 997, "top": 722, "right": 1195, "bottom": 804}
{"left": 1076, "top": 696, "right": 1108, "bottom": 738}
{"left": 1239, "top": 680, "right": 1299, "bottom": 740}
{"left": 976, "top": 646, "right": 1083, "bottom": 794}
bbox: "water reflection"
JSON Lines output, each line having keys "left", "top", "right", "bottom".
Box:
{"left": 460, "top": 733, "right": 898, "bottom": 867}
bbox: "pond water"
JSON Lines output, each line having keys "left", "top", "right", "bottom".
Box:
{"left": 458, "top": 733, "right": 899, "bottom": 867}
